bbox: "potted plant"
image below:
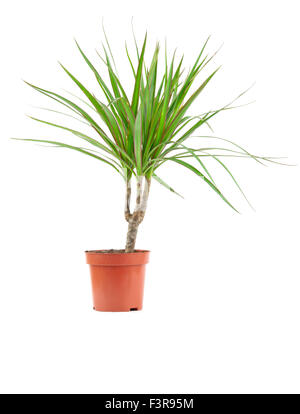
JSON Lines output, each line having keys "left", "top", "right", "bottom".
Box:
{"left": 14, "top": 29, "right": 284, "bottom": 312}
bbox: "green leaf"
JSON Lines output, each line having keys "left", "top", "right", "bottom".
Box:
{"left": 11, "top": 138, "right": 121, "bottom": 173}
{"left": 134, "top": 107, "right": 143, "bottom": 175}
{"left": 156, "top": 54, "right": 174, "bottom": 143}
{"left": 26, "top": 115, "right": 137, "bottom": 171}
{"left": 198, "top": 150, "right": 253, "bottom": 209}
{"left": 153, "top": 174, "right": 184, "bottom": 198}
{"left": 177, "top": 143, "right": 216, "bottom": 184}
{"left": 74, "top": 40, "right": 115, "bottom": 104}
{"left": 125, "top": 41, "right": 136, "bottom": 77}
{"left": 170, "top": 158, "right": 239, "bottom": 212}
{"left": 58, "top": 63, "right": 124, "bottom": 147}
{"left": 34, "top": 106, "right": 90, "bottom": 125}
{"left": 192, "top": 136, "right": 267, "bottom": 165}
{"left": 131, "top": 33, "right": 147, "bottom": 116}
{"left": 24, "top": 81, "right": 118, "bottom": 152}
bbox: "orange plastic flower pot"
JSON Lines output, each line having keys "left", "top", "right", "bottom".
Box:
{"left": 85, "top": 250, "right": 150, "bottom": 312}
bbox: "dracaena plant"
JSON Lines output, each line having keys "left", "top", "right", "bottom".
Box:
{"left": 14, "top": 30, "right": 283, "bottom": 252}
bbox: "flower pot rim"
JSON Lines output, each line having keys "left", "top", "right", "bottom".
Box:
{"left": 85, "top": 249, "right": 150, "bottom": 266}
{"left": 85, "top": 249, "right": 150, "bottom": 255}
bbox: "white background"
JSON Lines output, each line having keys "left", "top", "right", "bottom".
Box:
{"left": 0, "top": 0, "right": 299, "bottom": 394}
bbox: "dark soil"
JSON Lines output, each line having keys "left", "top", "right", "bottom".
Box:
{"left": 85, "top": 249, "right": 148, "bottom": 254}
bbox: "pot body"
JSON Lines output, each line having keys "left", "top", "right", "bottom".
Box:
{"left": 85, "top": 250, "right": 150, "bottom": 312}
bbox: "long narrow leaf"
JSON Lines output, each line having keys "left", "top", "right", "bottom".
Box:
{"left": 134, "top": 107, "right": 143, "bottom": 175}
{"left": 131, "top": 33, "right": 147, "bottom": 115}
{"left": 169, "top": 158, "right": 239, "bottom": 212}
{"left": 153, "top": 174, "right": 184, "bottom": 198}
{"left": 12, "top": 138, "right": 121, "bottom": 173}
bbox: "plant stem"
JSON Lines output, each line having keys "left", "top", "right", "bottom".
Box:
{"left": 125, "top": 215, "right": 140, "bottom": 253}
{"left": 125, "top": 177, "right": 151, "bottom": 252}
{"left": 124, "top": 178, "right": 131, "bottom": 222}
